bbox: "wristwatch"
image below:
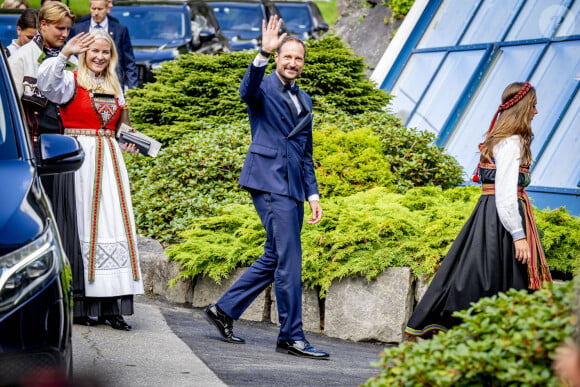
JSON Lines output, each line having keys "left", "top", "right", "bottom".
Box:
{"left": 259, "top": 48, "right": 271, "bottom": 58}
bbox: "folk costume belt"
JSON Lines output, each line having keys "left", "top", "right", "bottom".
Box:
{"left": 481, "top": 184, "right": 551, "bottom": 289}
{"left": 64, "top": 128, "right": 115, "bottom": 137}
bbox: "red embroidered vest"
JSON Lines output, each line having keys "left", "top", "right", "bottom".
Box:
{"left": 59, "top": 71, "right": 120, "bottom": 131}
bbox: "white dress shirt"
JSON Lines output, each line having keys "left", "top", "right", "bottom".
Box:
{"left": 494, "top": 135, "right": 525, "bottom": 241}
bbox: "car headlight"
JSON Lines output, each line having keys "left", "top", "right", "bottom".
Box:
{"left": 0, "top": 221, "right": 61, "bottom": 312}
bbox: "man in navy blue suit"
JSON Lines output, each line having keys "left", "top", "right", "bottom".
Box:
{"left": 205, "top": 16, "right": 329, "bottom": 359}
{"left": 70, "top": 0, "right": 137, "bottom": 90}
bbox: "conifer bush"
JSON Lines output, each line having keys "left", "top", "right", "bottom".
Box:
{"left": 364, "top": 281, "right": 576, "bottom": 386}
{"left": 166, "top": 187, "right": 580, "bottom": 290}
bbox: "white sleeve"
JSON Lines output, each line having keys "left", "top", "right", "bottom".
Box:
{"left": 8, "top": 51, "right": 25, "bottom": 98}
{"left": 37, "top": 54, "right": 76, "bottom": 104}
{"left": 252, "top": 55, "right": 269, "bottom": 67}
{"left": 494, "top": 136, "right": 525, "bottom": 240}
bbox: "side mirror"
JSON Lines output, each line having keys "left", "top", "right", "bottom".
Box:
{"left": 37, "top": 134, "right": 85, "bottom": 176}
{"left": 318, "top": 22, "right": 329, "bottom": 32}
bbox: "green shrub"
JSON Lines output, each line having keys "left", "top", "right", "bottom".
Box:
{"left": 125, "top": 122, "right": 251, "bottom": 243}
{"left": 314, "top": 126, "right": 393, "bottom": 197}
{"left": 166, "top": 187, "right": 580, "bottom": 293}
{"left": 364, "top": 281, "right": 576, "bottom": 386}
{"left": 383, "top": 0, "right": 416, "bottom": 20}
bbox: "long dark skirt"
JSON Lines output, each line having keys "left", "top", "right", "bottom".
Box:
{"left": 42, "top": 173, "right": 134, "bottom": 318}
{"left": 405, "top": 194, "right": 529, "bottom": 337}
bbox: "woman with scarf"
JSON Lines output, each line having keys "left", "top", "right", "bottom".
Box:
{"left": 37, "top": 29, "right": 143, "bottom": 331}
{"left": 404, "top": 82, "right": 551, "bottom": 339}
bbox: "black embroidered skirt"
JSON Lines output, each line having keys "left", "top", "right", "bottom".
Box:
{"left": 405, "top": 194, "right": 529, "bottom": 337}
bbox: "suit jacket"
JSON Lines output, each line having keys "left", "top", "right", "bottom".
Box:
{"left": 70, "top": 17, "right": 138, "bottom": 89}
{"left": 238, "top": 61, "right": 318, "bottom": 202}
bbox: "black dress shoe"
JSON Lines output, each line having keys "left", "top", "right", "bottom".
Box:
{"left": 205, "top": 304, "right": 245, "bottom": 344}
{"left": 276, "top": 339, "right": 329, "bottom": 359}
{"left": 73, "top": 316, "right": 99, "bottom": 326}
{"left": 101, "top": 315, "right": 132, "bottom": 331}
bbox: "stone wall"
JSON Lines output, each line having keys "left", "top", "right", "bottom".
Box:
{"left": 139, "top": 236, "right": 423, "bottom": 343}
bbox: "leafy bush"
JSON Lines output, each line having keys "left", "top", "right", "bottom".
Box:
{"left": 314, "top": 126, "right": 393, "bottom": 197}
{"left": 364, "top": 281, "right": 576, "bottom": 386}
{"left": 125, "top": 123, "right": 251, "bottom": 243}
{"left": 166, "top": 187, "right": 580, "bottom": 293}
{"left": 384, "top": 0, "right": 416, "bottom": 20}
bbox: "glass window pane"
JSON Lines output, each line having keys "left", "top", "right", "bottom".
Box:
{"left": 555, "top": 0, "right": 580, "bottom": 37}
{"left": 531, "top": 92, "right": 580, "bottom": 188}
{"left": 388, "top": 52, "right": 445, "bottom": 124}
{"left": 407, "top": 49, "right": 486, "bottom": 135}
{"left": 417, "top": 0, "right": 480, "bottom": 48}
{"left": 506, "top": 0, "right": 568, "bottom": 41}
{"left": 529, "top": 40, "right": 580, "bottom": 157}
{"left": 444, "top": 44, "right": 544, "bottom": 180}
{"left": 460, "top": 0, "right": 523, "bottom": 44}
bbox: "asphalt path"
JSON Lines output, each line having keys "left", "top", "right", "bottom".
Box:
{"left": 72, "top": 296, "right": 389, "bottom": 386}
{"left": 158, "top": 297, "right": 388, "bottom": 387}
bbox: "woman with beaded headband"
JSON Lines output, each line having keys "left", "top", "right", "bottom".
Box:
{"left": 404, "top": 82, "right": 551, "bottom": 339}
{"left": 37, "top": 29, "right": 144, "bottom": 331}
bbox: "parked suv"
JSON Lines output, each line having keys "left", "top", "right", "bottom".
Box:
{"left": 209, "top": 0, "right": 283, "bottom": 51}
{"left": 0, "top": 43, "right": 83, "bottom": 384}
{"left": 275, "top": 1, "right": 328, "bottom": 40}
{"left": 111, "top": 0, "right": 229, "bottom": 86}
{"left": 0, "top": 9, "right": 21, "bottom": 48}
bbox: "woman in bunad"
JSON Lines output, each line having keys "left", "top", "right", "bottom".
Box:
{"left": 404, "top": 82, "right": 551, "bottom": 339}
{"left": 37, "top": 29, "right": 143, "bottom": 331}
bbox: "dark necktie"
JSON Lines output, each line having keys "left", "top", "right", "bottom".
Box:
{"left": 284, "top": 82, "right": 299, "bottom": 95}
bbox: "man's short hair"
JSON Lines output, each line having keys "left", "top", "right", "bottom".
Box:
{"left": 278, "top": 36, "right": 306, "bottom": 57}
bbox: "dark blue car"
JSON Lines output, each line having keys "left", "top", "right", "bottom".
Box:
{"left": 209, "top": 0, "right": 282, "bottom": 51}
{"left": 111, "top": 0, "right": 230, "bottom": 87}
{"left": 0, "top": 43, "right": 83, "bottom": 384}
{"left": 0, "top": 10, "right": 21, "bottom": 48}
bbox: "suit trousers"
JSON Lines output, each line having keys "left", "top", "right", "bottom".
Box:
{"left": 217, "top": 190, "right": 305, "bottom": 341}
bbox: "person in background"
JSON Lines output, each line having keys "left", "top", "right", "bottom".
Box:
{"left": 37, "top": 29, "right": 144, "bottom": 331}
{"left": 404, "top": 82, "right": 551, "bottom": 339}
{"left": 5, "top": 8, "right": 38, "bottom": 57}
{"left": 70, "top": 0, "right": 137, "bottom": 90}
{"left": 205, "top": 16, "right": 329, "bottom": 359}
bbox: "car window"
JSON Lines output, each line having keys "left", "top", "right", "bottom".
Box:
{"left": 112, "top": 7, "right": 188, "bottom": 41}
{"left": 0, "top": 15, "right": 19, "bottom": 48}
{"left": 0, "top": 76, "right": 17, "bottom": 160}
{"left": 211, "top": 3, "right": 263, "bottom": 32}
{"left": 276, "top": 4, "right": 312, "bottom": 33}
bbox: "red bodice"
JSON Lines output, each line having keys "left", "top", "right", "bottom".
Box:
{"left": 59, "top": 72, "right": 120, "bottom": 132}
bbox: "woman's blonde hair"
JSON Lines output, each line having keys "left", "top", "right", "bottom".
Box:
{"left": 480, "top": 82, "right": 537, "bottom": 165}
{"left": 39, "top": 1, "right": 75, "bottom": 26}
{"left": 76, "top": 30, "right": 121, "bottom": 97}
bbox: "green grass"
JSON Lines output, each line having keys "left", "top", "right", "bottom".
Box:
{"left": 26, "top": 0, "right": 89, "bottom": 17}
{"left": 315, "top": 0, "right": 338, "bottom": 26}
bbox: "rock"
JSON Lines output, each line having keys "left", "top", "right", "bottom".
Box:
{"left": 270, "top": 286, "right": 321, "bottom": 333}
{"left": 324, "top": 267, "right": 413, "bottom": 343}
{"left": 331, "top": 0, "right": 402, "bottom": 73}
{"left": 191, "top": 268, "right": 268, "bottom": 322}
{"left": 414, "top": 276, "right": 429, "bottom": 304}
{"left": 138, "top": 235, "right": 193, "bottom": 304}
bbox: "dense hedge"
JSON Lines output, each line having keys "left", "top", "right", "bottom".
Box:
{"left": 166, "top": 187, "right": 580, "bottom": 292}
{"left": 364, "top": 281, "right": 576, "bottom": 386}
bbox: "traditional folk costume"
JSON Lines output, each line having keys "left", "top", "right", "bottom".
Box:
{"left": 405, "top": 84, "right": 551, "bottom": 338}
{"left": 37, "top": 54, "right": 143, "bottom": 320}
